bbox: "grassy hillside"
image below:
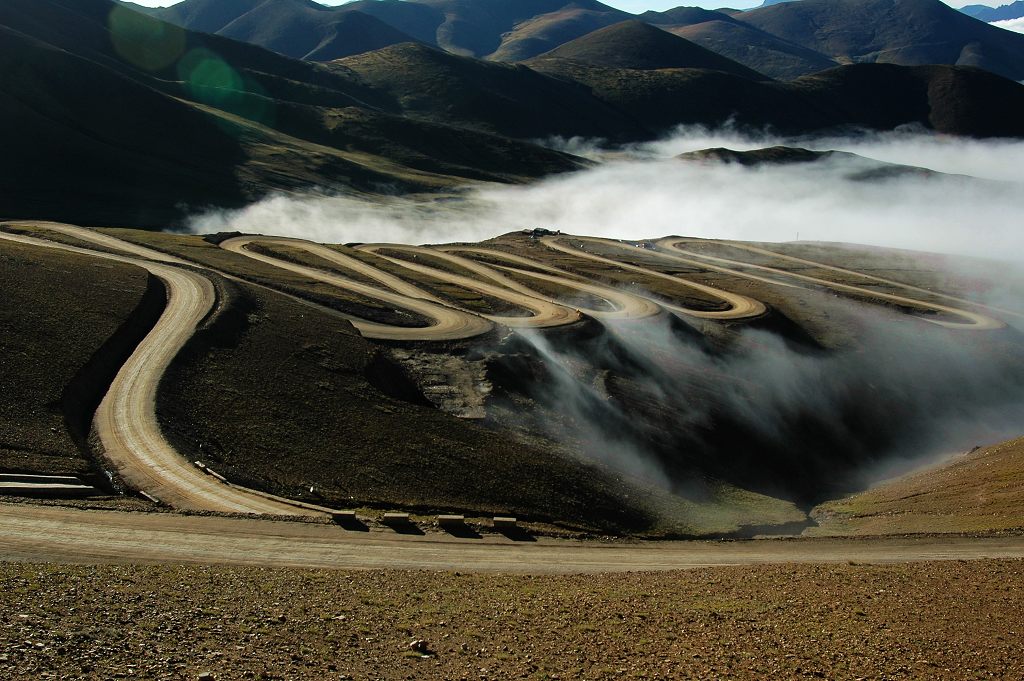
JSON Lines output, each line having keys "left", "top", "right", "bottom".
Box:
{"left": 740, "top": 0, "right": 1024, "bottom": 81}
{"left": 537, "top": 20, "right": 770, "bottom": 79}
{"left": 809, "top": 437, "right": 1024, "bottom": 535}
{"left": 486, "top": 3, "right": 630, "bottom": 62}
{"left": 218, "top": 5, "right": 419, "bottom": 61}
{"left": 146, "top": 0, "right": 630, "bottom": 60}
{"left": 333, "top": 42, "right": 648, "bottom": 140}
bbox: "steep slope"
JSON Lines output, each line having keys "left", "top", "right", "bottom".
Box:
{"left": 485, "top": 2, "right": 631, "bottom": 61}
{"left": 217, "top": 3, "right": 420, "bottom": 61}
{"left": 740, "top": 0, "right": 1024, "bottom": 81}
{"left": 333, "top": 42, "right": 648, "bottom": 140}
{"left": 142, "top": 0, "right": 629, "bottom": 60}
{"left": 129, "top": 0, "right": 265, "bottom": 33}
{"left": 0, "top": 23, "right": 250, "bottom": 226}
{"left": 537, "top": 20, "right": 769, "bottom": 79}
{"left": 664, "top": 20, "right": 839, "bottom": 80}
{"left": 416, "top": 0, "right": 627, "bottom": 58}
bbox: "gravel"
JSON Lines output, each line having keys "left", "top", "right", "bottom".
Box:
{"left": 1, "top": 559, "right": 1021, "bottom": 679}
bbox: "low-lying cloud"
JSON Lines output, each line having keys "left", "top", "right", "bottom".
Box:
{"left": 190, "top": 127, "right": 1024, "bottom": 266}
{"left": 993, "top": 17, "right": 1024, "bottom": 34}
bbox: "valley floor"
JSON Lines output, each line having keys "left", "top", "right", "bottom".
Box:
{"left": 0, "top": 559, "right": 1020, "bottom": 679}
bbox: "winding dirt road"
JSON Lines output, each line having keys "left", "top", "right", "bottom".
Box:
{"left": 356, "top": 244, "right": 581, "bottom": 327}
{"left": 220, "top": 236, "right": 494, "bottom": 341}
{"left": 2, "top": 503, "right": 1023, "bottom": 573}
{"left": 658, "top": 238, "right": 1005, "bottom": 330}
{"left": 541, "top": 236, "right": 769, "bottom": 320}
{"left": 435, "top": 246, "right": 663, "bottom": 320}
{"left": 0, "top": 230, "right": 317, "bottom": 516}
{"left": 1, "top": 222, "right": 1011, "bottom": 527}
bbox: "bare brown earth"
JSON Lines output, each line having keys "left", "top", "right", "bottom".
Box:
{"left": 0, "top": 239, "right": 150, "bottom": 479}
{"left": 1, "top": 559, "right": 1022, "bottom": 680}
{"left": 810, "top": 437, "right": 1024, "bottom": 535}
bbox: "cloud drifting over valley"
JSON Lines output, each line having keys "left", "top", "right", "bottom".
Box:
{"left": 191, "top": 127, "right": 1024, "bottom": 266}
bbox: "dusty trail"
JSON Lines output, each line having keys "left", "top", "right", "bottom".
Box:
{"left": 540, "top": 236, "right": 768, "bottom": 319}
{"left": 355, "top": 243, "right": 582, "bottom": 327}
{"left": 2, "top": 503, "right": 1023, "bottom": 573}
{"left": 659, "top": 238, "right": 1005, "bottom": 330}
{"left": 0, "top": 230, "right": 315, "bottom": 516}
{"left": 697, "top": 239, "right": 1024, "bottom": 320}
{"left": 220, "top": 236, "right": 494, "bottom": 341}
{"left": 439, "top": 246, "right": 663, "bottom": 320}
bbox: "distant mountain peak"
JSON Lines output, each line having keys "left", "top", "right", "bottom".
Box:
{"left": 538, "top": 19, "right": 769, "bottom": 78}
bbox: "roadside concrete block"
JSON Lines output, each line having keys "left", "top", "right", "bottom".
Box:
{"left": 437, "top": 514, "right": 465, "bottom": 527}
{"left": 382, "top": 512, "right": 410, "bottom": 525}
{"left": 493, "top": 516, "right": 517, "bottom": 528}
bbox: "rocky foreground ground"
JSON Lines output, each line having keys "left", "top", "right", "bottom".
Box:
{"left": 0, "top": 560, "right": 1020, "bottom": 679}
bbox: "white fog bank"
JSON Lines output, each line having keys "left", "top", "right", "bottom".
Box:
{"left": 189, "top": 128, "right": 1024, "bottom": 264}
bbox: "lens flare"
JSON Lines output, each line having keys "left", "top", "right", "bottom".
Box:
{"left": 108, "top": 6, "right": 186, "bottom": 72}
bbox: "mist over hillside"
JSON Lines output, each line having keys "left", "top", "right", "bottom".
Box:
{"left": 191, "top": 127, "right": 1024, "bottom": 266}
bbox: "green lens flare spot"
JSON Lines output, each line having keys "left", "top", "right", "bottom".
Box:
{"left": 178, "top": 49, "right": 276, "bottom": 129}
{"left": 108, "top": 6, "right": 186, "bottom": 72}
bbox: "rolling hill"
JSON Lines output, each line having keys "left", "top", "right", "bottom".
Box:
{"left": 138, "top": 0, "right": 631, "bottom": 60}
{"left": 332, "top": 42, "right": 648, "bottom": 140}
{"left": 221, "top": 5, "right": 419, "bottom": 61}
{"left": 484, "top": 2, "right": 630, "bottom": 62}
{"left": 137, "top": 0, "right": 419, "bottom": 61}
{"left": 739, "top": 0, "right": 1024, "bottom": 81}
{"left": 536, "top": 20, "right": 769, "bottom": 79}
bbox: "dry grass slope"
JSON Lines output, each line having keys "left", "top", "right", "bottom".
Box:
{"left": 810, "top": 437, "right": 1024, "bottom": 535}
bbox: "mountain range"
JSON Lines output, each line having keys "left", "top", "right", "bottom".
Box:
{"left": 133, "top": 0, "right": 1024, "bottom": 81}
{"left": 960, "top": 1, "right": 1024, "bottom": 22}
{"left": 3, "top": 0, "right": 1024, "bottom": 228}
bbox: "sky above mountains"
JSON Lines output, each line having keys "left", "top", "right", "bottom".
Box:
{"left": 129, "top": 1, "right": 1012, "bottom": 13}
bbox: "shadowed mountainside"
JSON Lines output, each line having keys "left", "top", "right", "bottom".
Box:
{"left": 332, "top": 42, "right": 648, "bottom": 141}
{"left": 220, "top": 5, "right": 420, "bottom": 61}
{"left": 140, "top": 0, "right": 631, "bottom": 61}
{"left": 525, "top": 56, "right": 1024, "bottom": 137}
{"left": 740, "top": 0, "right": 1024, "bottom": 81}
{"left": 660, "top": 19, "right": 839, "bottom": 80}
{"left": 0, "top": 0, "right": 581, "bottom": 227}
